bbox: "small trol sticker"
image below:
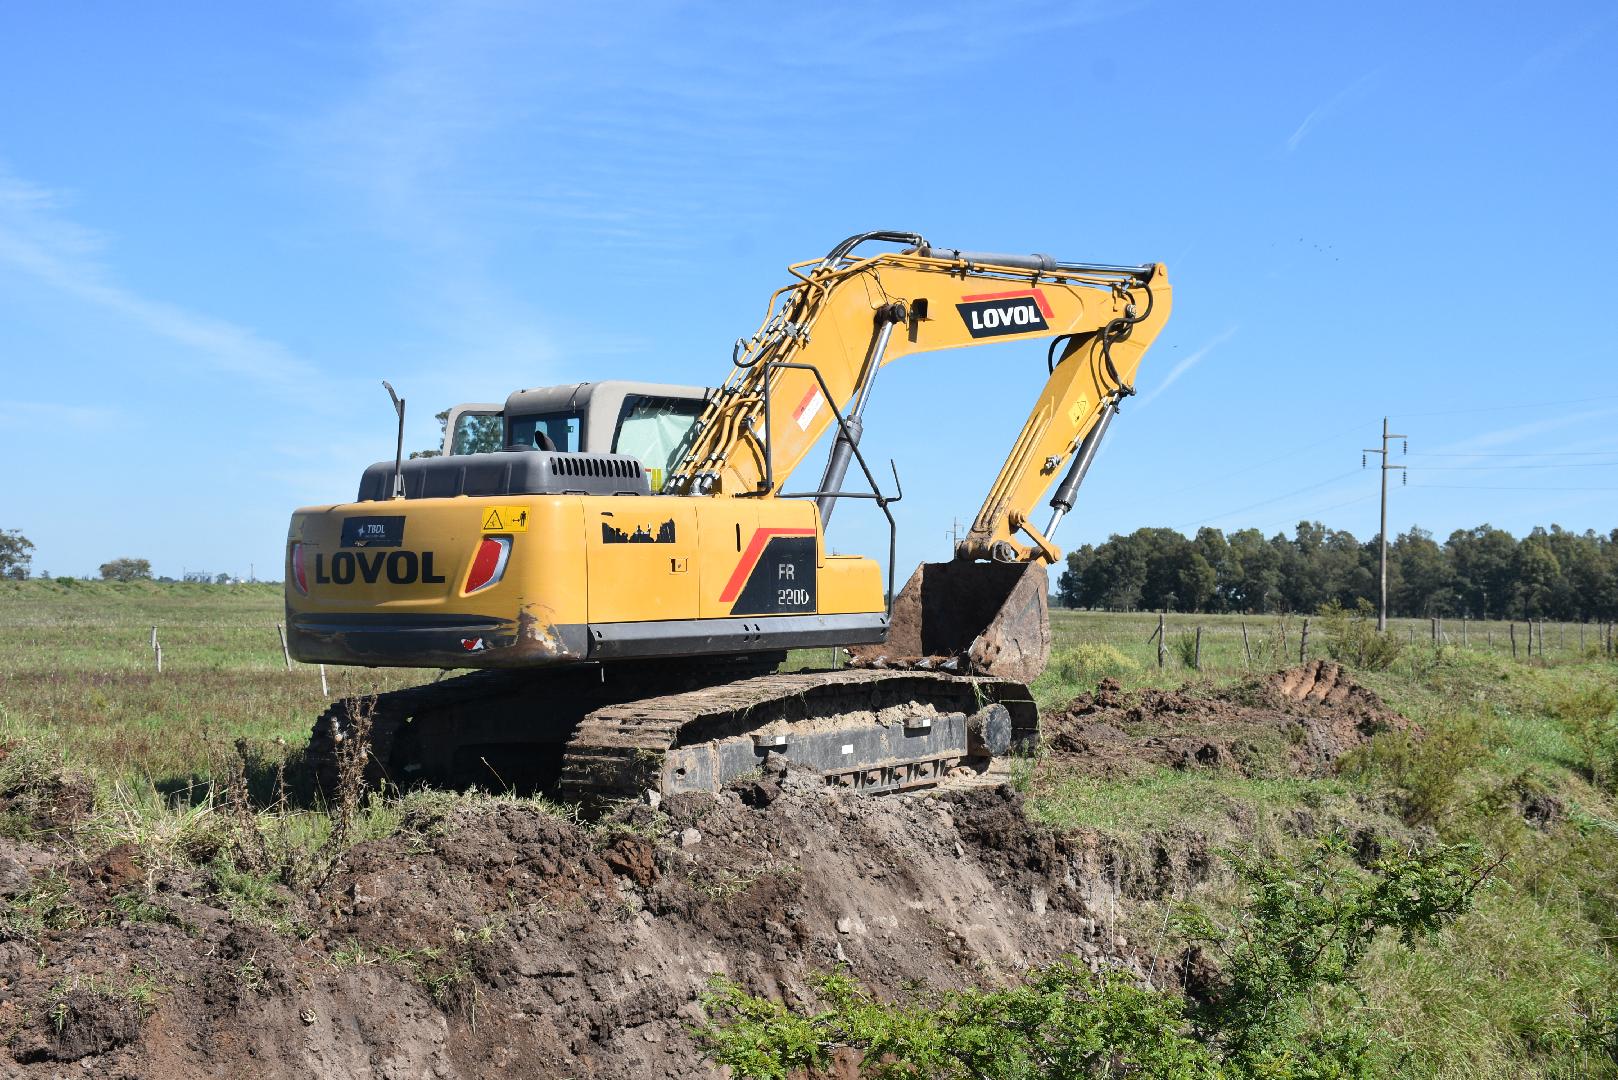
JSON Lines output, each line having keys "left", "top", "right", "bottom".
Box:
{"left": 956, "top": 288, "right": 1053, "bottom": 338}
{"left": 341, "top": 516, "right": 405, "bottom": 548}
{"left": 791, "top": 386, "right": 824, "bottom": 431}
{"left": 479, "top": 507, "right": 530, "bottom": 532}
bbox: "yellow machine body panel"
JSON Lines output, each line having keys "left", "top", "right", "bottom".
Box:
{"left": 286, "top": 233, "right": 1171, "bottom": 680}
{"left": 285, "top": 493, "right": 886, "bottom": 669}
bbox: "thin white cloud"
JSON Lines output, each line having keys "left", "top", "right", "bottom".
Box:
{"left": 1139, "top": 325, "right": 1239, "bottom": 406}
{"left": 1504, "top": 13, "right": 1613, "bottom": 88}
{"left": 1285, "top": 70, "right": 1380, "bottom": 153}
{"left": 0, "top": 399, "right": 123, "bottom": 431}
{"left": 1426, "top": 406, "right": 1618, "bottom": 456}
{"left": 0, "top": 165, "right": 319, "bottom": 391}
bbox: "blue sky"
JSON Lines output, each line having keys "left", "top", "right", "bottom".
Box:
{"left": 2, "top": 1, "right": 1615, "bottom": 581}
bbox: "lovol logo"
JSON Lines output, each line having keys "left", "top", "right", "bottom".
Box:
{"left": 955, "top": 289, "right": 1052, "bottom": 338}
{"left": 313, "top": 550, "right": 446, "bottom": 586}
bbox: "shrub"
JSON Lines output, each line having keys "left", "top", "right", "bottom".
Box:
{"left": 1173, "top": 630, "right": 1200, "bottom": 669}
{"left": 1178, "top": 835, "right": 1488, "bottom": 1066}
{"left": 700, "top": 837, "right": 1491, "bottom": 1079}
{"left": 1052, "top": 644, "right": 1139, "bottom": 685}
{"left": 1554, "top": 686, "right": 1618, "bottom": 792}
{"left": 700, "top": 964, "right": 1217, "bottom": 1080}
{"left": 1338, "top": 713, "right": 1490, "bottom": 826}
{"left": 1317, "top": 600, "right": 1402, "bottom": 672}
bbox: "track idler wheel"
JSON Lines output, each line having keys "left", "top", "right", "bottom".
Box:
{"left": 967, "top": 703, "right": 1012, "bottom": 758}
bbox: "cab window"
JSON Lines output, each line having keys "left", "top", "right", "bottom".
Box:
{"left": 450, "top": 412, "right": 504, "bottom": 455}
{"left": 612, "top": 395, "right": 705, "bottom": 485}
{"left": 508, "top": 412, "right": 582, "bottom": 452}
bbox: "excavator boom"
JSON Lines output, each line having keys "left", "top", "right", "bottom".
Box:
{"left": 669, "top": 232, "right": 1171, "bottom": 566}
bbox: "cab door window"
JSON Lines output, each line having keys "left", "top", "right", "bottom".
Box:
{"left": 508, "top": 412, "right": 583, "bottom": 452}
{"left": 612, "top": 396, "right": 705, "bottom": 486}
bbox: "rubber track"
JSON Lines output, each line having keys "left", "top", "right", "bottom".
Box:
{"left": 306, "top": 669, "right": 539, "bottom": 793}
{"left": 558, "top": 669, "right": 1036, "bottom": 802}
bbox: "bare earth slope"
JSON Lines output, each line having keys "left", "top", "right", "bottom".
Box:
{"left": 0, "top": 662, "right": 1405, "bottom": 1079}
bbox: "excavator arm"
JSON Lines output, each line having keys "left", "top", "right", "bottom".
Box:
{"left": 667, "top": 232, "right": 1172, "bottom": 564}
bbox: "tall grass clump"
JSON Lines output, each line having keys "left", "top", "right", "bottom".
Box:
{"left": 1554, "top": 685, "right": 1618, "bottom": 792}
{"left": 1318, "top": 599, "right": 1403, "bottom": 672}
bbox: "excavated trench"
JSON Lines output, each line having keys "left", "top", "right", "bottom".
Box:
{"left": 1, "top": 662, "right": 1415, "bottom": 1078}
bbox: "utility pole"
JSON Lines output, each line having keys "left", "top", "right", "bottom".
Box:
{"left": 1363, "top": 417, "right": 1407, "bottom": 632}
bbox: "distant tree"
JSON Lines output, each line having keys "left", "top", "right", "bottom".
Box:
{"left": 410, "top": 409, "right": 452, "bottom": 460}
{"left": 412, "top": 408, "right": 503, "bottom": 459}
{"left": 1392, "top": 528, "right": 1454, "bottom": 616}
{"left": 214, "top": 572, "right": 231, "bottom": 585}
{"left": 1512, "top": 532, "right": 1562, "bottom": 618}
{"left": 1057, "top": 545, "right": 1095, "bottom": 608}
{"left": 99, "top": 557, "right": 153, "bottom": 582}
{"left": 1446, "top": 525, "right": 1517, "bottom": 619}
{"left": 0, "top": 529, "right": 34, "bottom": 580}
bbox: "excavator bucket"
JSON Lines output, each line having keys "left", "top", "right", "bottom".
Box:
{"left": 848, "top": 561, "right": 1052, "bottom": 682}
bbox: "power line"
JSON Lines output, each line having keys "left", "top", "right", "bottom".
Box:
{"left": 1391, "top": 393, "right": 1618, "bottom": 418}
{"left": 1409, "top": 450, "right": 1618, "bottom": 457}
{"left": 1253, "top": 492, "right": 1377, "bottom": 535}
{"left": 1107, "top": 417, "right": 1368, "bottom": 514}
{"left": 1172, "top": 467, "right": 1363, "bottom": 530}
{"left": 1408, "top": 461, "right": 1618, "bottom": 470}
{"left": 1411, "top": 482, "right": 1618, "bottom": 492}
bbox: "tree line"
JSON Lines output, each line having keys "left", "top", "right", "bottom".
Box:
{"left": 1057, "top": 521, "right": 1618, "bottom": 620}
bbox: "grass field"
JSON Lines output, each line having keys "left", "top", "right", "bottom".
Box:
{"left": 3, "top": 578, "right": 1616, "bottom": 1076}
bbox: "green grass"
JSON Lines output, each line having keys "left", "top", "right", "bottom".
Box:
{"left": 0, "top": 579, "right": 417, "bottom": 790}
{"left": 4, "top": 580, "right": 1617, "bottom": 1077}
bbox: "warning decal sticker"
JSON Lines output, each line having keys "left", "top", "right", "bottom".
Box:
{"left": 480, "top": 506, "right": 530, "bottom": 532}
{"left": 791, "top": 386, "right": 824, "bottom": 431}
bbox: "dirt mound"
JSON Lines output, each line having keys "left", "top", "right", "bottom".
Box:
{"left": 1, "top": 776, "right": 1170, "bottom": 1079}
{"left": 1046, "top": 660, "right": 1409, "bottom": 781}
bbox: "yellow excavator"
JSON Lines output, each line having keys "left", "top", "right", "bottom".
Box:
{"left": 285, "top": 232, "right": 1171, "bottom": 799}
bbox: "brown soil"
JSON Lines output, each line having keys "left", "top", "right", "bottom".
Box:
{"left": 0, "top": 663, "right": 1405, "bottom": 1079}
{"left": 1046, "top": 659, "right": 1410, "bottom": 780}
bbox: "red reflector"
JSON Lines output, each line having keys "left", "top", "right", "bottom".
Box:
{"left": 291, "top": 543, "right": 308, "bottom": 595}
{"left": 465, "top": 536, "right": 511, "bottom": 594}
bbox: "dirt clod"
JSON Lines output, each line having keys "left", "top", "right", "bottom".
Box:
{"left": 1047, "top": 661, "right": 1407, "bottom": 780}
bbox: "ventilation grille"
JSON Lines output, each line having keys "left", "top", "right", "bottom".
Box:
{"left": 551, "top": 455, "right": 643, "bottom": 479}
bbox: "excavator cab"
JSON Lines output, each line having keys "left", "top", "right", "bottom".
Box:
{"left": 436, "top": 381, "right": 712, "bottom": 489}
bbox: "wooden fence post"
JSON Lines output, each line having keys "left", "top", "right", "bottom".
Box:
{"left": 1194, "top": 625, "right": 1203, "bottom": 670}
{"left": 1157, "top": 612, "right": 1166, "bottom": 669}
{"left": 1462, "top": 617, "right": 1468, "bottom": 647}
{"left": 276, "top": 623, "right": 292, "bottom": 672}
{"left": 1241, "top": 622, "right": 1252, "bottom": 669}
{"left": 1300, "top": 618, "right": 1310, "bottom": 664}
{"left": 319, "top": 664, "right": 329, "bottom": 696}
{"left": 1509, "top": 622, "right": 1517, "bottom": 660}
